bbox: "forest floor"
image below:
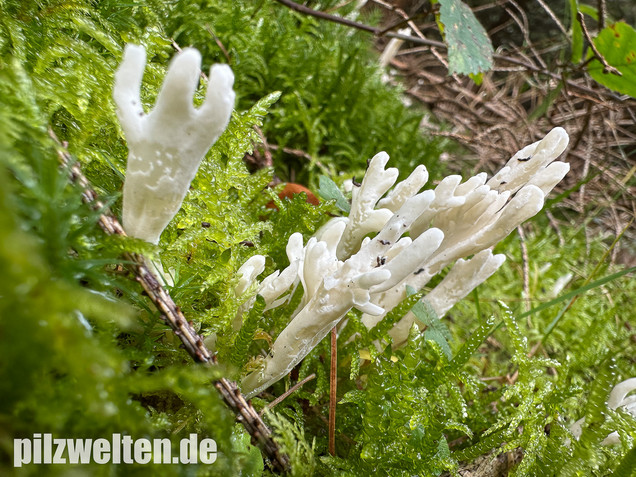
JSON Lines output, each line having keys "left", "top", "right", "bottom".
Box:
{"left": 367, "top": 0, "right": 636, "bottom": 266}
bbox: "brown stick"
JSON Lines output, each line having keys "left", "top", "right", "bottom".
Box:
{"left": 254, "top": 125, "right": 274, "bottom": 168}
{"left": 577, "top": 11, "right": 621, "bottom": 76}
{"left": 267, "top": 143, "right": 313, "bottom": 161}
{"left": 597, "top": 0, "right": 607, "bottom": 31}
{"left": 261, "top": 373, "right": 316, "bottom": 415}
{"left": 50, "top": 130, "right": 291, "bottom": 474}
{"left": 273, "top": 0, "right": 445, "bottom": 49}
{"left": 328, "top": 327, "right": 337, "bottom": 456}
{"left": 205, "top": 24, "right": 231, "bottom": 64}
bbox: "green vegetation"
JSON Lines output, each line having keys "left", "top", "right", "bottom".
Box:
{"left": 1, "top": 0, "right": 634, "bottom": 475}
{"left": 587, "top": 21, "right": 636, "bottom": 97}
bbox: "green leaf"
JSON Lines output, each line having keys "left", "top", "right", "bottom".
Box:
{"left": 407, "top": 286, "right": 452, "bottom": 358}
{"left": 340, "top": 389, "right": 365, "bottom": 406}
{"left": 586, "top": 22, "right": 636, "bottom": 98}
{"left": 368, "top": 286, "right": 423, "bottom": 344}
{"left": 425, "top": 327, "right": 452, "bottom": 359}
{"left": 317, "top": 175, "right": 351, "bottom": 213}
{"left": 438, "top": 0, "right": 494, "bottom": 75}
{"left": 469, "top": 71, "right": 484, "bottom": 85}
{"left": 265, "top": 411, "right": 315, "bottom": 477}
{"left": 521, "top": 266, "right": 636, "bottom": 321}
{"left": 578, "top": 4, "right": 599, "bottom": 21}
{"left": 569, "top": 0, "right": 583, "bottom": 63}
{"left": 231, "top": 425, "right": 265, "bottom": 477}
{"left": 455, "top": 428, "right": 510, "bottom": 462}
{"left": 499, "top": 301, "right": 527, "bottom": 356}
{"left": 580, "top": 357, "right": 617, "bottom": 427}
{"left": 408, "top": 288, "right": 439, "bottom": 328}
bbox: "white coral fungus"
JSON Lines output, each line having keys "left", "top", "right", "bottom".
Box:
{"left": 240, "top": 127, "right": 570, "bottom": 398}
{"left": 570, "top": 377, "right": 636, "bottom": 445}
{"left": 114, "top": 44, "right": 235, "bottom": 244}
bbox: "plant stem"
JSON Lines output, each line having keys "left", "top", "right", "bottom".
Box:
{"left": 261, "top": 374, "right": 316, "bottom": 415}
{"left": 329, "top": 327, "right": 337, "bottom": 456}
{"left": 577, "top": 11, "right": 621, "bottom": 76}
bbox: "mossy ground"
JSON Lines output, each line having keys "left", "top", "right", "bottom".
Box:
{"left": 0, "top": 1, "right": 634, "bottom": 475}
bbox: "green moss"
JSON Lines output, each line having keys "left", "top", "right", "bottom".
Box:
{"left": 1, "top": 0, "right": 634, "bottom": 475}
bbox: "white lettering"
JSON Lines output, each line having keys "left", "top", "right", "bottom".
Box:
{"left": 67, "top": 439, "right": 92, "bottom": 464}
{"left": 13, "top": 432, "right": 218, "bottom": 466}
{"left": 13, "top": 438, "right": 31, "bottom": 467}
{"left": 93, "top": 438, "right": 110, "bottom": 464}
{"left": 134, "top": 438, "right": 151, "bottom": 464}
{"left": 52, "top": 439, "right": 66, "bottom": 464}
{"left": 153, "top": 438, "right": 171, "bottom": 464}
{"left": 180, "top": 434, "right": 197, "bottom": 464}
{"left": 121, "top": 435, "right": 134, "bottom": 464}
{"left": 199, "top": 438, "right": 217, "bottom": 464}
{"left": 43, "top": 433, "right": 52, "bottom": 463}
{"left": 111, "top": 433, "right": 120, "bottom": 464}
{"left": 33, "top": 434, "right": 41, "bottom": 464}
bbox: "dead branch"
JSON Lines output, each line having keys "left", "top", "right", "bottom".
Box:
{"left": 260, "top": 373, "right": 316, "bottom": 415}
{"left": 577, "top": 12, "right": 621, "bottom": 76}
{"left": 328, "top": 327, "right": 337, "bottom": 456}
{"left": 273, "top": 0, "right": 445, "bottom": 48}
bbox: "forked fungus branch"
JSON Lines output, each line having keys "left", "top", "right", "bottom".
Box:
{"left": 239, "top": 128, "right": 570, "bottom": 397}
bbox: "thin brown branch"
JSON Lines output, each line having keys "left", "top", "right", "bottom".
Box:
{"left": 577, "top": 12, "right": 621, "bottom": 76}
{"left": 534, "top": 0, "right": 568, "bottom": 36}
{"left": 205, "top": 24, "right": 231, "bottom": 64}
{"left": 372, "top": 0, "right": 434, "bottom": 38}
{"left": 275, "top": 0, "right": 376, "bottom": 34}
{"left": 272, "top": 0, "right": 445, "bottom": 48}
{"left": 50, "top": 130, "right": 290, "bottom": 474}
{"left": 598, "top": 0, "right": 606, "bottom": 30}
{"left": 546, "top": 211, "right": 565, "bottom": 247}
{"left": 254, "top": 125, "right": 274, "bottom": 168}
{"left": 328, "top": 327, "right": 337, "bottom": 456}
{"left": 261, "top": 374, "right": 316, "bottom": 415}
{"left": 267, "top": 143, "right": 313, "bottom": 161}
{"left": 507, "top": 0, "right": 547, "bottom": 70}
{"left": 493, "top": 54, "right": 621, "bottom": 99}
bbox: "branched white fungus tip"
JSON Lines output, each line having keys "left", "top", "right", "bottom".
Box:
{"left": 115, "top": 44, "right": 235, "bottom": 244}
{"left": 233, "top": 128, "right": 569, "bottom": 398}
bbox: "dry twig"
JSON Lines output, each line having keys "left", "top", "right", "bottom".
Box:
{"left": 260, "top": 373, "right": 316, "bottom": 415}
{"left": 577, "top": 12, "right": 621, "bottom": 76}
{"left": 328, "top": 327, "right": 337, "bottom": 456}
